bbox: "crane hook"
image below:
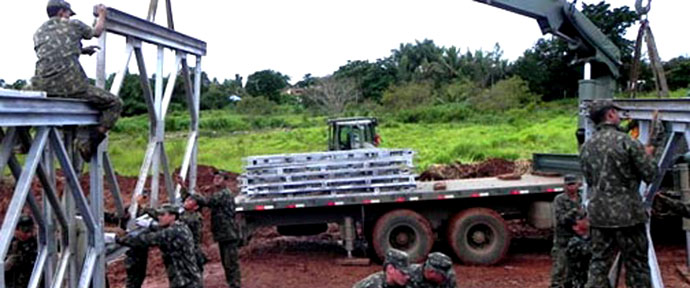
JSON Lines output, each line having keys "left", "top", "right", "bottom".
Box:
{"left": 635, "top": 0, "right": 651, "bottom": 15}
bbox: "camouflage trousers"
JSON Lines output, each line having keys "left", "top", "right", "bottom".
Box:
{"left": 550, "top": 242, "right": 568, "bottom": 288}
{"left": 125, "top": 247, "right": 149, "bottom": 288}
{"left": 219, "top": 240, "right": 241, "bottom": 288}
{"left": 585, "top": 224, "right": 650, "bottom": 288}
{"left": 49, "top": 84, "right": 122, "bottom": 130}
{"left": 566, "top": 237, "right": 591, "bottom": 288}
{"left": 5, "top": 268, "right": 31, "bottom": 288}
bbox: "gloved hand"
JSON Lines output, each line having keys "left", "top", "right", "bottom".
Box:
{"left": 104, "top": 232, "right": 117, "bottom": 244}
{"left": 135, "top": 215, "right": 155, "bottom": 228}
{"left": 81, "top": 45, "right": 100, "bottom": 56}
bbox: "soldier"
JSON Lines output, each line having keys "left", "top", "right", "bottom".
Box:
{"left": 549, "top": 174, "right": 584, "bottom": 288}
{"left": 352, "top": 249, "right": 411, "bottom": 288}
{"left": 181, "top": 193, "right": 207, "bottom": 272}
{"left": 580, "top": 100, "right": 658, "bottom": 288}
{"left": 117, "top": 203, "right": 202, "bottom": 288}
{"left": 4, "top": 215, "right": 38, "bottom": 288}
{"left": 408, "top": 252, "right": 457, "bottom": 288}
{"left": 191, "top": 171, "right": 241, "bottom": 288}
{"left": 31, "top": 0, "right": 123, "bottom": 160}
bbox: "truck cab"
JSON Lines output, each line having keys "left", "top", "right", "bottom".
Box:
{"left": 327, "top": 117, "right": 379, "bottom": 151}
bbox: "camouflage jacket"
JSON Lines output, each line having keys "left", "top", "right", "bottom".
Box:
{"left": 552, "top": 192, "right": 583, "bottom": 247}
{"left": 118, "top": 222, "right": 201, "bottom": 288}
{"left": 32, "top": 17, "right": 94, "bottom": 96}
{"left": 580, "top": 124, "right": 657, "bottom": 227}
{"left": 408, "top": 263, "right": 457, "bottom": 288}
{"left": 180, "top": 210, "right": 203, "bottom": 245}
{"left": 196, "top": 188, "right": 239, "bottom": 242}
{"left": 4, "top": 236, "right": 38, "bottom": 288}
{"left": 352, "top": 271, "right": 398, "bottom": 288}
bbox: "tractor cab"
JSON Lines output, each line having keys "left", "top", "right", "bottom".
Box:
{"left": 327, "top": 117, "right": 380, "bottom": 151}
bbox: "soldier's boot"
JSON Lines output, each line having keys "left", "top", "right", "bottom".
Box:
{"left": 76, "top": 127, "right": 105, "bottom": 160}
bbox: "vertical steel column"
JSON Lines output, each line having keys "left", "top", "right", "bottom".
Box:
{"left": 190, "top": 56, "right": 201, "bottom": 190}
{"left": 64, "top": 129, "right": 78, "bottom": 288}
{"left": 43, "top": 136, "right": 56, "bottom": 288}
{"left": 90, "top": 146, "right": 106, "bottom": 288}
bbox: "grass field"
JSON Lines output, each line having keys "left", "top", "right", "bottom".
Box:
{"left": 108, "top": 99, "right": 581, "bottom": 176}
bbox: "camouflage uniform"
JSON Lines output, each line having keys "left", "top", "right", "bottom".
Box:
{"left": 408, "top": 252, "right": 457, "bottom": 288}
{"left": 118, "top": 206, "right": 202, "bottom": 288}
{"left": 352, "top": 249, "right": 411, "bottom": 288}
{"left": 580, "top": 100, "right": 658, "bottom": 288}
{"left": 32, "top": 15, "right": 122, "bottom": 128}
{"left": 550, "top": 186, "right": 583, "bottom": 288}
{"left": 4, "top": 216, "right": 38, "bottom": 288}
{"left": 566, "top": 236, "right": 591, "bottom": 288}
{"left": 180, "top": 209, "right": 207, "bottom": 272}
{"left": 105, "top": 205, "right": 154, "bottom": 288}
{"left": 193, "top": 188, "right": 240, "bottom": 288}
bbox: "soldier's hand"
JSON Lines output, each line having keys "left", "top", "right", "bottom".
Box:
{"left": 81, "top": 45, "right": 100, "bottom": 56}
{"left": 95, "top": 4, "right": 107, "bottom": 16}
{"left": 645, "top": 145, "right": 655, "bottom": 156}
{"left": 136, "top": 194, "right": 148, "bottom": 207}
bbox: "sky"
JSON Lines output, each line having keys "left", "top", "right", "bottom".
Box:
{"left": 2, "top": 0, "right": 688, "bottom": 85}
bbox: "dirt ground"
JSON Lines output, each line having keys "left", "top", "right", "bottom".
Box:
{"left": 2, "top": 162, "right": 690, "bottom": 287}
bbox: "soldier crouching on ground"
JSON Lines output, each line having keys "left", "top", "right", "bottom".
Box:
{"left": 550, "top": 174, "right": 585, "bottom": 288}
{"left": 408, "top": 252, "right": 457, "bottom": 288}
{"left": 566, "top": 219, "right": 592, "bottom": 288}
{"left": 353, "top": 249, "right": 412, "bottom": 288}
{"left": 4, "top": 215, "right": 38, "bottom": 288}
{"left": 117, "top": 203, "right": 202, "bottom": 288}
{"left": 31, "top": 0, "right": 122, "bottom": 160}
{"left": 191, "top": 171, "right": 241, "bottom": 288}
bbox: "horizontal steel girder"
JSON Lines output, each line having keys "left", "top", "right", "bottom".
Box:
{"left": 0, "top": 95, "right": 99, "bottom": 127}
{"left": 103, "top": 7, "right": 206, "bottom": 56}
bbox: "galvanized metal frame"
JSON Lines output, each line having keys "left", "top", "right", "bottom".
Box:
{"left": 0, "top": 3, "right": 205, "bottom": 288}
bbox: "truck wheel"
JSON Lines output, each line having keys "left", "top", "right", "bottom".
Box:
{"left": 447, "top": 208, "right": 510, "bottom": 265}
{"left": 372, "top": 209, "right": 433, "bottom": 263}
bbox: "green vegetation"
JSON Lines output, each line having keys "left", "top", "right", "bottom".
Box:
{"left": 108, "top": 98, "right": 580, "bottom": 176}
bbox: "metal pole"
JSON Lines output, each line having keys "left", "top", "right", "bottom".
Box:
{"left": 677, "top": 164, "right": 690, "bottom": 267}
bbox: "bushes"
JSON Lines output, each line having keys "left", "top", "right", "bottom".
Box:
{"left": 235, "top": 96, "right": 278, "bottom": 116}
{"left": 382, "top": 82, "right": 435, "bottom": 110}
{"left": 468, "top": 76, "right": 539, "bottom": 112}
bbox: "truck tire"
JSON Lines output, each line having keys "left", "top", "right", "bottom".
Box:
{"left": 372, "top": 209, "right": 433, "bottom": 263}
{"left": 446, "top": 208, "right": 510, "bottom": 265}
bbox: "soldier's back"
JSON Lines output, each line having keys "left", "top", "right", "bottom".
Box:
{"left": 353, "top": 271, "right": 386, "bottom": 288}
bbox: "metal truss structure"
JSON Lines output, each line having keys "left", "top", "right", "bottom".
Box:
{"left": 0, "top": 1, "right": 206, "bottom": 287}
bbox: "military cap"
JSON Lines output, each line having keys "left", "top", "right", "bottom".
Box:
{"left": 564, "top": 174, "right": 579, "bottom": 185}
{"left": 47, "top": 0, "right": 76, "bottom": 16}
{"left": 424, "top": 252, "right": 453, "bottom": 276}
{"left": 156, "top": 203, "right": 181, "bottom": 216}
{"left": 383, "top": 249, "right": 411, "bottom": 274}
{"left": 588, "top": 99, "right": 622, "bottom": 122}
{"left": 17, "top": 215, "right": 35, "bottom": 232}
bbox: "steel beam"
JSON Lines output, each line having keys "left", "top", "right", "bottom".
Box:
{"left": 0, "top": 96, "right": 99, "bottom": 127}
{"left": 103, "top": 7, "right": 206, "bottom": 56}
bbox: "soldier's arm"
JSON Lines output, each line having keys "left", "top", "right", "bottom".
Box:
{"left": 118, "top": 227, "right": 167, "bottom": 248}
{"left": 628, "top": 137, "right": 658, "bottom": 184}
{"left": 555, "top": 197, "right": 578, "bottom": 227}
{"left": 657, "top": 193, "right": 690, "bottom": 218}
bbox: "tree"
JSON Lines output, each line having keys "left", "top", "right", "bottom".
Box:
{"left": 295, "top": 73, "right": 317, "bottom": 88}
{"left": 0, "top": 79, "right": 5, "bottom": 88}
{"left": 7, "top": 79, "right": 27, "bottom": 90}
{"left": 245, "top": 70, "right": 290, "bottom": 103}
{"left": 665, "top": 56, "right": 690, "bottom": 91}
{"left": 333, "top": 59, "right": 396, "bottom": 102}
{"left": 303, "top": 76, "right": 359, "bottom": 115}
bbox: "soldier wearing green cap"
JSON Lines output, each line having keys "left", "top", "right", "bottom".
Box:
{"left": 32, "top": 0, "right": 122, "bottom": 160}
{"left": 191, "top": 171, "right": 241, "bottom": 288}
{"left": 581, "top": 99, "right": 658, "bottom": 288}
{"left": 4, "top": 215, "right": 38, "bottom": 288}
{"left": 353, "top": 248, "right": 411, "bottom": 288}
{"left": 408, "top": 252, "right": 457, "bottom": 288}
{"left": 117, "top": 203, "right": 202, "bottom": 288}
{"left": 549, "top": 174, "right": 585, "bottom": 288}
